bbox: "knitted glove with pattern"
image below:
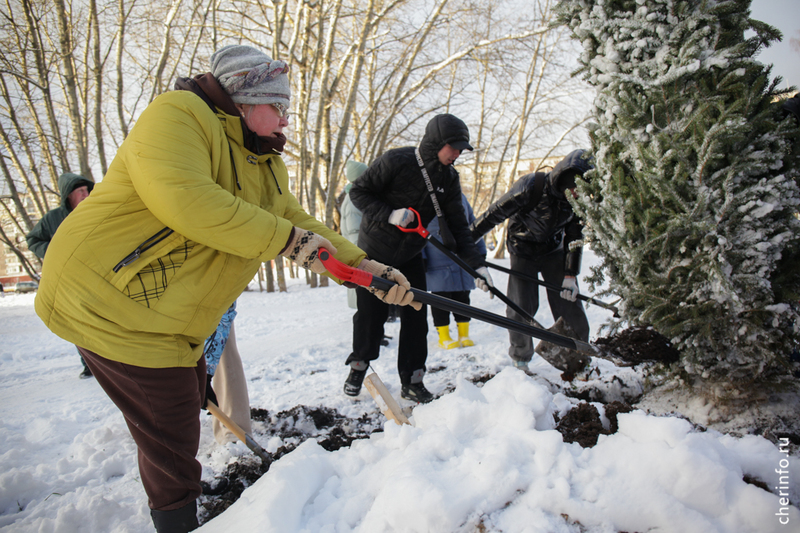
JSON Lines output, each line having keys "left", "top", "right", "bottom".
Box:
{"left": 279, "top": 228, "right": 337, "bottom": 275}
{"left": 359, "top": 259, "right": 422, "bottom": 311}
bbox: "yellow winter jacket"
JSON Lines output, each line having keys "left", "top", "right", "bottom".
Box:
{"left": 35, "top": 90, "right": 365, "bottom": 368}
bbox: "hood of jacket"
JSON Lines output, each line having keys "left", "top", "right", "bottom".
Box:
{"left": 546, "top": 149, "right": 593, "bottom": 201}
{"left": 418, "top": 114, "right": 471, "bottom": 172}
{"left": 57, "top": 173, "right": 94, "bottom": 211}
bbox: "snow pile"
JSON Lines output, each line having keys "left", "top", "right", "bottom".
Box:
{"left": 200, "top": 369, "right": 798, "bottom": 533}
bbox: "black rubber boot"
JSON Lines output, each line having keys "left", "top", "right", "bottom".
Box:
{"left": 150, "top": 500, "right": 199, "bottom": 533}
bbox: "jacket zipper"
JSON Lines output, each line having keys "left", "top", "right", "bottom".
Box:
{"left": 113, "top": 227, "right": 175, "bottom": 272}
{"left": 228, "top": 144, "right": 242, "bottom": 190}
{"left": 267, "top": 159, "right": 282, "bottom": 195}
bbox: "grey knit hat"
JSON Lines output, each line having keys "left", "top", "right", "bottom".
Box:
{"left": 210, "top": 44, "right": 291, "bottom": 108}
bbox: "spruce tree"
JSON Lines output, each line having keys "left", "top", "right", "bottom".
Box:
{"left": 555, "top": 0, "right": 800, "bottom": 392}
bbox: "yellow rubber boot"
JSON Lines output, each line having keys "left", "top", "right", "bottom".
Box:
{"left": 436, "top": 326, "right": 460, "bottom": 349}
{"left": 457, "top": 322, "right": 474, "bottom": 347}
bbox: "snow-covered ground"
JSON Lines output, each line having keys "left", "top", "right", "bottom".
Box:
{"left": 1, "top": 251, "right": 798, "bottom": 532}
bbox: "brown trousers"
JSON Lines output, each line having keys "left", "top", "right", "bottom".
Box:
{"left": 78, "top": 347, "right": 205, "bottom": 511}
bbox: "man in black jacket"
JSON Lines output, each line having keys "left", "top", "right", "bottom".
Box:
{"left": 345, "top": 114, "right": 493, "bottom": 403}
{"left": 471, "top": 149, "right": 592, "bottom": 375}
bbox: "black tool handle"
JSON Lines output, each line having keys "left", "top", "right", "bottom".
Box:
{"left": 484, "top": 260, "right": 620, "bottom": 317}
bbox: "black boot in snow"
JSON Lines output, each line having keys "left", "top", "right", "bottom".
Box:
{"left": 150, "top": 500, "right": 199, "bottom": 533}
{"left": 401, "top": 382, "right": 434, "bottom": 404}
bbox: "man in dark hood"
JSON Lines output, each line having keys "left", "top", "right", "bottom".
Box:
{"left": 471, "top": 149, "right": 593, "bottom": 376}
{"left": 26, "top": 172, "right": 94, "bottom": 260}
{"left": 345, "top": 113, "right": 493, "bottom": 403}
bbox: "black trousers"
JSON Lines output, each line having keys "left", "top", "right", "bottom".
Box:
{"left": 347, "top": 253, "right": 428, "bottom": 385}
{"left": 430, "top": 290, "right": 471, "bottom": 327}
{"left": 507, "top": 250, "right": 590, "bottom": 362}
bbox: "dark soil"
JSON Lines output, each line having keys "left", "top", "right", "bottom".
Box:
{"left": 555, "top": 401, "right": 634, "bottom": 448}
{"left": 198, "top": 405, "right": 384, "bottom": 523}
{"left": 594, "top": 325, "right": 680, "bottom": 365}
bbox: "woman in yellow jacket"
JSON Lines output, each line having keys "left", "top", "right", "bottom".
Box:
{"left": 35, "top": 44, "right": 418, "bottom": 533}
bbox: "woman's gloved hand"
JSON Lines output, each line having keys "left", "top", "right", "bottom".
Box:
{"left": 359, "top": 259, "right": 422, "bottom": 311}
{"left": 280, "top": 228, "right": 337, "bottom": 274}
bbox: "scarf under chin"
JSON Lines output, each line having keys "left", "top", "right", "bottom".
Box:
{"left": 258, "top": 132, "right": 286, "bottom": 154}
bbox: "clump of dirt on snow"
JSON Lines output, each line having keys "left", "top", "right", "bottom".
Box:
{"left": 593, "top": 326, "right": 680, "bottom": 365}
{"left": 555, "top": 401, "right": 634, "bottom": 448}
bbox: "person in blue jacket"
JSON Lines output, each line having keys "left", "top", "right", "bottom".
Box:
{"left": 202, "top": 301, "right": 252, "bottom": 444}
{"left": 423, "top": 193, "right": 486, "bottom": 348}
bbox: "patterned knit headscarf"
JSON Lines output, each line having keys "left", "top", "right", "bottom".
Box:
{"left": 210, "top": 44, "right": 290, "bottom": 108}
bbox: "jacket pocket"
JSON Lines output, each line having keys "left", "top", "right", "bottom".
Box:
{"left": 121, "top": 240, "right": 195, "bottom": 307}
{"left": 108, "top": 229, "right": 186, "bottom": 293}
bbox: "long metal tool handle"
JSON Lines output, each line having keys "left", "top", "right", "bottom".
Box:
{"left": 319, "top": 249, "right": 596, "bottom": 355}
{"left": 206, "top": 401, "right": 271, "bottom": 464}
{"left": 396, "top": 207, "right": 545, "bottom": 328}
{"left": 484, "top": 260, "right": 620, "bottom": 317}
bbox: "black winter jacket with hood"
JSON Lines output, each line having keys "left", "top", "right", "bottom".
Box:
{"left": 350, "top": 114, "right": 484, "bottom": 268}
{"left": 470, "top": 149, "right": 592, "bottom": 275}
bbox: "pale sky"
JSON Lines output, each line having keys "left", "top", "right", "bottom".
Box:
{"left": 749, "top": 0, "right": 800, "bottom": 90}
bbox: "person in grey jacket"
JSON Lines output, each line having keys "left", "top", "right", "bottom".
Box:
{"left": 471, "top": 149, "right": 592, "bottom": 375}
{"left": 26, "top": 172, "right": 94, "bottom": 378}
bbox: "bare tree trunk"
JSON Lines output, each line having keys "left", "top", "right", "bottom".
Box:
{"left": 313, "top": 0, "right": 345, "bottom": 228}
{"left": 265, "top": 261, "right": 275, "bottom": 293}
{"left": 0, "top": 151, "right": 36, "bottom": 231}
{"left": 0, "top": 81, "right": 47, "bottom": 218}
{"left": 493, "top": 225, "right": 507, "bottom": 260}
{"left": 275, "top": 256, "right": 287, "bottom": 292}
{"left": 147, "top": 0, "right": 184, "bottom": 102}
{"left": 116, "top": 0, "right": 131, "bottom": 138}
{"left": 89, "top": 0, "right": 108, "bottom": 175}
{"left": 20, "top": 0, "right": 69, "bottom": 177}
{"left": 54, "top": 0, "right": 93, "bottom": 180}
{"left": 0, "top": 202, "right": 40, "bottom": 279}
{"left": 324, "top": 0, "right": 373, "bottom": 225}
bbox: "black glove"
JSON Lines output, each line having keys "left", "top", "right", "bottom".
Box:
{"left": 203, "top": 374, "right": 218, "bottom": 410}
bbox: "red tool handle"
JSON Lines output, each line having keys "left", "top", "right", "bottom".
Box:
{"left": 318, "top": 248, "right": 375, "bottom": 287}
{"left": 394, "top": 207, "right": 430, "bottom": 238}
